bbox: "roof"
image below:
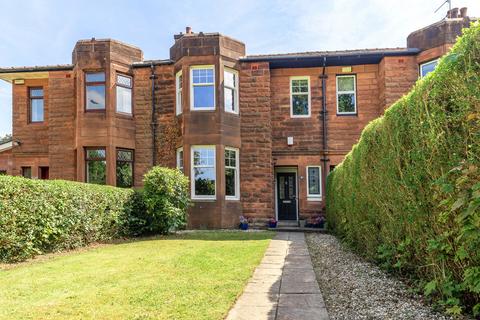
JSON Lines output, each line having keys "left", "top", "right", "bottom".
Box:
{"left": 132, "top": 59, "right": 173, "bottom": 68}
{"left": 241, "top": 47, "right": 421, "bottom": 68}
{"left": 0, "top": 64, "right": 73, "bottom": 74}
{"left": 0, "top": 140, "right": 13, "bottom": 153}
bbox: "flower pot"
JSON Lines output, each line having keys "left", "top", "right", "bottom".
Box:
{"left": 240, "top": 223, "right": 249, "bottom": 230}
{"left": 268, "top": 221, "right": 277, "bottom": 228}
{"left": 299, "top": 220, "right": 306, "bottom": 228}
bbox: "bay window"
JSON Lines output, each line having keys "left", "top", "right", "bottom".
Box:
{"left": 85, "top": 72, "right": 106, "bottom": 110}
{"left": 116, "top": 74, "right": 132, "bottom": 114}
{"left": 176, "top": 147, "right": 184, "bottom": 172}
{"left": 190, "top": 66, "right": 215, "bottom": 110}
{"left": 225, "top": 147, "right": 239, "bottom": 200}
{"left": 176, "top": 71, "right": 183, "bottom": 115}
{"left": 191, "top": 146, "right": 216, "bottom": 199}
{"left": 85, "top": 148, "right": 106, "bottom": 184}
{"left": 116, "top": 149, "right": 133, "bottom": 188}
{"left": 224, "top": 68, "right": 238, "bottom": 114}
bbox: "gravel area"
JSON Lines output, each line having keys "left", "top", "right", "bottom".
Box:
{"left": 306, "top": 233, "right": 469, "bottom": 320}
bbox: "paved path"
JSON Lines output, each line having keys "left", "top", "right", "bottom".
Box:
{"left": 226, "top": 232, "right": 329, "bottom": 320}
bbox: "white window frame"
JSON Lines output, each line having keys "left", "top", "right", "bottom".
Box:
{"left": 224, "top": 68, "right": 239, "bottom": 114}
{"left": 306, "top": 165, "right": 322, "bottom": 201}
{"left": 419, "top": 59, "right": 439, "bottom": 78}
{"left": 176, "top": 70, "right": 183, "bottom": 115}
{"left": 190, "top": 65, "right": 215, "bottom": 111}
{"left": 191, "top": 145, "right": 216, "bottom": 200}
{"left": 290, "top": 76, "right": 311, "bottom": 118}
{"left": 115, "top": 74, "right": 133, "bottom": 115}
{"left": 176, "top": 147, "right": 184, "bottom": 172}
{"left": 336, "top": 75, "right": 357, "bottom": 115}
{"left": 225, "top": 147, "right": 240, "bottom": 200}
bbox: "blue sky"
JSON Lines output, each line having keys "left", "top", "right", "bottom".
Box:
{"left": 0, "top": 0, "right": 479, "bottom": 136}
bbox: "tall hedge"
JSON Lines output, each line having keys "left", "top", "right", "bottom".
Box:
{"left": 0, "top": 176, "right": 135, "bottom": 262}
{"left": 327, "top": 22, "right": 480, "bottom": 316}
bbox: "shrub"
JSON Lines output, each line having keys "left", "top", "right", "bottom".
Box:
{"left": 141, "top": 167, "right": 190, "bottom": 234}
{"left": 327, "top": 22, "right": 480, "bottom": 316}
{"left": 0, "top": 176, "right": 136, "bottom": 262}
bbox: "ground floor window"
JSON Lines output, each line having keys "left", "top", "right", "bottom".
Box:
{"left": 225, "top": 147, "right": 239, "bottom": 200}
{"left": 176, "top": 147, "right": 184, "bottom": 172}
{"left": 21, "top": 167, "right": 31, "bottom": 178}
{"left": 39, "top": 166, "right": 49, "bottom": 180}
{"left": 85, "top": 148, "right": 106, "bottom": 185}
{"left": 116, "top": 149, "right": 133, "bottom": 188}
{"left": 191, "top": 145, "right": 216, "bottom": 199}
{"left": 306, "top": 166, "right": 322, "bottom": 200}
{"left": 0, "top": 170, "right": 6, "bottom": 175}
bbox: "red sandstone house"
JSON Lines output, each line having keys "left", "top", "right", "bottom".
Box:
{"left": 0, "top": 9, "right": 476, "bottom": 228}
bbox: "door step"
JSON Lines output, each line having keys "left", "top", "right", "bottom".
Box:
{"left": 277, "top": 220, "right": 299, "bottom": 227}
{"left": 268, "top": 227, "right": 328, "bottom": 233}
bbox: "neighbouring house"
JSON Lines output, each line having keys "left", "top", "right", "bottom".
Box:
{"left": 0, "top": 8, "right": 476, "bottom": 228}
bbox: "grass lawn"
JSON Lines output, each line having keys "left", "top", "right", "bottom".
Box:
{"left": 0, "top": 231, "right": 274, "bottom": 320}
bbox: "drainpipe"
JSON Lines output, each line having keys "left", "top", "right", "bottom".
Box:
{"left": 150, "top": 63, "right": 157, "bottom": 166}
{"left": 320, "top": 57, "right": 329, "bottom": 207}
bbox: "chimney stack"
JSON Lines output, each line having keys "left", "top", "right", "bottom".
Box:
{"left": 186, "top": 26, "right": 192, "bottom": 34}
{"left": 460, "top": 7, "right": 468, "bottom": 18}
{"left": 450, "top": 7, "right": 459, "bottom": 18}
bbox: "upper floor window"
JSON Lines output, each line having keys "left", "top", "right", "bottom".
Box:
{"left": 85, "top": 72, "right": 106, "bottom": 110}
{"left": 306, "top": 166, "right": 322, "bottom": 200}
{"left": 191, "top": 145, "right": 216, "bottom": 199}
{"left": 85, "top": 148, "right": 106, "bottom": 185}
{"left": 420, "top": 59, "right": 439, "bottom": 78}
{"left": 224, "top": 69, "right": 239, "bottom": 114}
{"left": 116, "top": 74, "right": 132, "bottom": 115}
{"left": 336, "top": 75, "right": 356, "bottom": 115}
{"left": 176, "top": 147, "right": 184, "bottom": 172}
{"left": 290, "top": 77, "right": 310, "bottom": 117}
{"left": 29, "top": 88, "right": 44, "bottom": 123}
{"left": 116, "top": 149, "right": 134, "bottom": 188}
{"left": 176, "top": 71, "right": 183, "bottom": 115}
{"left": 225, "top": 147, "right": 239, "bottom": 200}
{"left": 190, "top": 66, "right": 215, "bottom": 110}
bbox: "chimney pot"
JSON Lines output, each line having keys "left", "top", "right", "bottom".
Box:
{"left": 451, "top": 7, "right": 459, "bottom": 18}
{"left": 460, "top": 7, "right": 468, "bottom": 18}
{"left": 186, "top": 26, "right": 192, "bottom": 34}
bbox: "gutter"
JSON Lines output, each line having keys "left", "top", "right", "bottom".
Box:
{"left": 320, "top": 57, "right": 329, "bottom": 207}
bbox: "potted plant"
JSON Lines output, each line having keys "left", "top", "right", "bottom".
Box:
{"left": 239, "top": 216, "right": 249, "bottom": 230}
{"left": 299, "top": 216, "right": 306, "bottom": 228}
{"left": 310, "top": 215, "right": 326, "bottom": 228}
{"left": 268, "top": 217, "right": 277, "bottom": 228}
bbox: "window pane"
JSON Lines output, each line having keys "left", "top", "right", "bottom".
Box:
{"left": 224, "top": 71, "right": 235, "bottom": 88}
{"left": 86, "top": 72, "right": 105, "bottom": 82}
{"left": 224, "top": 87, "right": 234, "bottom": 112}
{"left": 421, "top": 61, "right": 438, "bottom": 77}
{"left": 30, "top": 89, "right": 43, "bottom": 97}
{"left": 116, "top": 86, "right": 132, "bottom": 114}
{"left": 225, "top": 167, "right": 235, "bottom": 196}
{"left": 117, "top": 150, "right": 132, "bottom": 161}
{"left": 292, "top": 94, "right": 309, "bottom": 115}
{"left": 87, "top": 160, "right": 106, "bottom": 185}
{"left": 308, "top": 167, "right": 320, "bottom": 195}
{"left": 225, "top": 149, "right": 236, "bottom": 167}
{"left": 177, "top": 74, "right": 183, "bottom": 89}
{"left": 193, "top": 85, "right": 215, "bottom": 108}
{"left": 116, "top": 161, "right": 133, "bottom": 188}
{"left": 193, "top": 68, "right": 214, "bottom": 84}
{"left": 22, "top": 167, "right": 32, "bottom": 179}
{"left": 338, "top": 77, "right": 354, "bottom": 91}
{"left": 338, "top": 93, "right": 356, "bottom": 113}
{"left": 116, "top": 75, "right": 131, "bottom": 87}
{"left": 194, "top": 167, "right": 215, "bottom": 196}
{"left": 86, "top": 85, "right": 106, "bottom": 109}
{"left": 31, "top": 99, "right": 44, "bottom": 122}
{"left": 87, "top": 149, "right": 106, "bottom": 160}
{"left": 292, "top": 79, "right": 308, "bottom": 93}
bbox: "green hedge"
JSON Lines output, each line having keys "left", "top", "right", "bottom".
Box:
{"left": 327, "top": 22, "right": 480, "bottom": 316}
{"left": 0, "top": 176, "right": 135, "bottom": 262}
{"left": 0, "top": 167, "right": 190, "bottom": 263}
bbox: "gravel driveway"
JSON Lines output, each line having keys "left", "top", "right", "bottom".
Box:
{"left": 306, "top": 233, "right": 469, "bottom": 320}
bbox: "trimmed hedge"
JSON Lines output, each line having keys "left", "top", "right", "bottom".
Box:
{"left": 0, "top": 167, "right": 190, "bottom": 263}
{"left": 0, "top": 176, "right": 135, "bottom": 262}
{"left": 327, "top": 22, "right": 480, "bottom": 316}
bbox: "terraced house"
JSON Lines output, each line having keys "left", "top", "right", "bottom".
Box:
{"left": 0, "top": 8, "right": 475, "bottom": 228}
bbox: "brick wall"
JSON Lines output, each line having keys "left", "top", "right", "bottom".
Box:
{"left": 240, "top": 61, "right": 274, "bottom": 220}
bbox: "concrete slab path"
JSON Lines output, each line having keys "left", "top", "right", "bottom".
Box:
{"left": 226, "top": 232, "right": 329, "bottom": 320}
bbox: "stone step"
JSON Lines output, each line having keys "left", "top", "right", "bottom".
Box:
{"left": 268, "top": 227, "right": 328, "bottom": 233}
